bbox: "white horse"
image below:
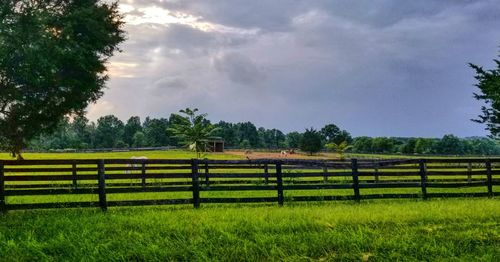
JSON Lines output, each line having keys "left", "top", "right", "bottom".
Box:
{"left": 280, "top": 150, "right": 288, "bottom": 158}
{"left": 125, "top": 156, "right": 148, "bottom": 174}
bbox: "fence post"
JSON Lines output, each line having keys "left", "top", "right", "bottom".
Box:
{"left": 0, "top": 163, "right": 5, "bottom": 213}
{"left": 72, "top": 161, "right": 78, "bottom": 190}
{"left": 467, "top": 162, "right": 472, "bottom": 184}
{"left": 374, "top": 161, "right": 380, "bottom": 183}
{"left": 276, "top": 161, "right": 284, "bottom": 206}
{"left": 323, "top": 163, "right": 328, "bottom": 183}
{"left": 419, "top": 159, "right": 427, "bottom": 200}
{"left": 204, "top": 159, "right": 210, "bottom": 187}
{"left": 141, "top": 162, "right": 146, "bottom": 188}
{"left": 191, "top": 159, "right": 200, "bottom": 208}
{"left": 264, "top": 163, "right": 269, "bottom": 184}
{"left": 97, "top": 159, "right": 107, "bottom": 211}
{"left": 486, "top": 159, "right": 493, "bottom": 198}
{"left": 351, "top": 159, "right": 360, "bottom": 201}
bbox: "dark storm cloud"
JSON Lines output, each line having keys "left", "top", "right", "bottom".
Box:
{"left": 92, "top": 0, "right": 500, "bottom": 137}
{"left": 213, "top": 52, "right": 265, "bottom": 85}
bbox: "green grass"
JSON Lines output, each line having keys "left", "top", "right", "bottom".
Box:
{"left": 0, "top": 150, "right": 244, "bottom": 160}
{"left": 1, "top": 151, "right": 498, "bottom": 260}
{"left": 0, "top": 199, "right": 499, "bottom": 261}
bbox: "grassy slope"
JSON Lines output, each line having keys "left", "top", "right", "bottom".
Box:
{"left": 0, "top": 199, "right": 499, "bottom": 261}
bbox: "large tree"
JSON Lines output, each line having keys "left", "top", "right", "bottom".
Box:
{"left": 0, "top": 0, "right": 125, "bottom": 158}
{"left": 470, "top": 54, "right": 500, "bottom": 139}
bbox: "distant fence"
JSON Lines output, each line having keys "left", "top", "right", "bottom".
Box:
{"left": 18, "top": 146, "right": 176, "bottom": 154}
{"left": 0, "top": 158, "right": 498, "bottom": 212}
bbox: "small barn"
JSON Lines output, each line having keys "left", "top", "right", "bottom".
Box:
{"left": 204, "top": 137, "right": 225, "bottom": 152}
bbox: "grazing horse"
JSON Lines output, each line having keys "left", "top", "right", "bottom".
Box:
{"left": 280, "top": 150, "right": 288, "bottom": 158}
{"left": 125, "top": 156, "right": 148, "bottom": 174}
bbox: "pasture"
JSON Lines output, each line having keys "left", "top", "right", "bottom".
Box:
{"left": 0, "top": 150, "right": 499, "bottom": 261}
{"left": 1, "top": 199, "right": 499, "bottom": 261}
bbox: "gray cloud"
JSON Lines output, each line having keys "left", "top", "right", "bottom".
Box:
{"left": 91, "top": 0, "right": 500, "bottom": 137}
{"left": 213, "top": 52, "right": 265, "bottom": 85}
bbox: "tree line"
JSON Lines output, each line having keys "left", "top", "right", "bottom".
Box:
{"left": 25, "top": 113, "right": 500, "bottom": 156}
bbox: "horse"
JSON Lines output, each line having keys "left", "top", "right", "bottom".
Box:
{"left": 125, "top": 156, "right": 148, "bottom": 174}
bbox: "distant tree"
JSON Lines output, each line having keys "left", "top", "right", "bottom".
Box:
{"left": 236, "top": 122, "right": 260, "bottom": 148}
{"left": 239, "top": 139, "right": 251, "bottom": 149}
{"left": 320, "top": 124, "right": 341, "bottom": 142}
{"left": 213, "top": 121, "right": 239, "bottom": 147}
{"left": 300, "top": 128, "right": 322, "bottom": 155}
{"left": 143, "top": 117, "right": 170, "bottom": 147}
{"left": 168, "top": 108, "right": 219, "bottom": 158}
{"left": 123, "top": 116, "right": 142, "bottom": 146}
{"left": 468, "top": 137, "right": 500, "bottom": 155}
{"left": 469, "top": 53, "right": 500, "bottom": 139}
{"left": 352, "top": 137, "right": 373, "bottom": 153}
{"left": 132, "top": 131, "right": 146, "bottom": 148}
{"left": 414, "top": 138, "right": 436, "bottom": 154}
{"left": 286, "top": 132, "right": 303, "bottom": 149}
{"left": 0, "top": 0, "right": 125, "bottom": 158}
{"left": 94, "top": 115, "right": 124, "bottom": 148}
{"left": 434, "top": 134, "right": 464, "bottom": 155}
{"left": 371, "top": 137, "right": 396, "bottom": 153}
{"left": 320, "top": 124, "right": 352, "bottom": 145}
{"left": 70, "top": 115, "right": 93, "bottom": 149}
{"left": 401, "top": 138, "right": 417, "bottom": 154}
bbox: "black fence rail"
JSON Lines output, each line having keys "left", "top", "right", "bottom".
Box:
{"left": 0, "top": 158, "right": 498, "bottom": 212}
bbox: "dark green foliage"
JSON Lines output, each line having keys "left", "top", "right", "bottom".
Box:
{"left": 300, "top": 128, "right": 322, "bottom": 155}
{"left": 0, "top": 0, "right": 125, "bottom": 158}
{"left": 352, "top": 137, "right": 373, "bottom": 153}
{"left": 94, "top": 115, "right": 124, "bottom": 148}
{"left": 143, "top": 117, "right": 170, "bottom": 147}
{"left": 285, "top": 132, "right": 302, "bottom": 149}
{"left": 371, "top": 137, "right": 397, "bottom": 153}
{"left": 258, "top": 128, "right": 286, "bottom": 148}
{"left": 132, "top": 131, "right": 146, "bottom": 148}
{"left": 469, "top": 55, "right": 500, "bottom": 139}
{"left": 434, "top": 134, "right": 464, "bottom": 155}
{"left": 414, "top": 138, "right": 436, "bottom": 154}
{"left": 123, "top": 116, "right": 142, "bottom": 147}
{"left": 401, "top": 138, "right": 417, "bottom": 154}
{"left": 320, "top": 124, "right": 352, "bottom": 144}
{"left": 22, "top": 112, "right": 500, "bottom": 155}
{"left": 213, "top": 121, "right": 239, "bottom": 147}
{"left": 236, "top": 122, "right": 260, "bottom": 148}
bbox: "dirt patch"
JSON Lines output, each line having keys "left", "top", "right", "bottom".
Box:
{"left": 226, "top": 150, "right": 341, "bottom": 160}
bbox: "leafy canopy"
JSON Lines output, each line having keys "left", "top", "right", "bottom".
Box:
{"left": 300, "top": 128, "right": 322, "bottom": 155}
{"left": 469, "top": 52, "right": 500, "bottom": 140}
{"left": 0, "top": 0, "right": 125, "bottom": 158}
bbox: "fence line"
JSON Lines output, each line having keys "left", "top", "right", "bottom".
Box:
{"left": 0, "top": 158, "right": 498, "bottom": 212}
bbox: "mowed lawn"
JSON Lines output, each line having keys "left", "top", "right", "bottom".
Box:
{"left": 0, "top": 151, "right": 499, "bottom": 261}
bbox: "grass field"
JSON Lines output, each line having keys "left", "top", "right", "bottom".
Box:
{"left": 0, "top": 199, "right": 499, "bottom": 261}
{"left": 0, "top": 150, "right": 499, "bottom": 261}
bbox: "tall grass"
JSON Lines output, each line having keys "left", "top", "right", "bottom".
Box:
{"left": 1, "top": 199, "right": 499, "bottom": 261}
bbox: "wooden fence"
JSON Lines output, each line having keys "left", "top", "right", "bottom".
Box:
{"left": 0, "top": 158, "right": 498, "bottom": 212}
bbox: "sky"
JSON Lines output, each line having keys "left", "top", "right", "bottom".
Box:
{"left": 88, "top": 0, "right": 500, "bottom": 138}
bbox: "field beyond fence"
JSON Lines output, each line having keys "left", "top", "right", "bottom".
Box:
{"left": 0, "top": 158, "right": 498, "bottom": 211}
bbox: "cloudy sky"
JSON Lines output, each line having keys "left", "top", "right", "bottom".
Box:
{"left": 89, "top": 0, "right": 500, "bottom": 137}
